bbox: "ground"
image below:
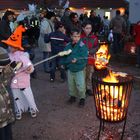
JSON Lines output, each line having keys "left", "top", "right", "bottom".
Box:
{"left": 12, "top": 50, "right": 140, "bottom": 140}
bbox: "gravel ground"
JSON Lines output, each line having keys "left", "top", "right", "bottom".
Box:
{"left": 12, "top": 50, "right": 140, "bottom": 140}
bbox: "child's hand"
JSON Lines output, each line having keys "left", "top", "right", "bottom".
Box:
{"left": 26, "top": 65, "right": 34, "bottom": 74}
{"left": 15, "top": 62, "right": 23, "bottom": 71}
{"left": 10, "top": 61, "right": 23, "bottom": 71}
{"left": 71, "top": 58, "right": 77, "bottom": 63}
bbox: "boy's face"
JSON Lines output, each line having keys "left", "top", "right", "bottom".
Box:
{"left": 59, "top": 26, "right": 65, "bottom": 33}
{"left": 71, "top": 32, "right": 81, "bottom": 44}
{"left": 82, "top": 24, "right": 92, "bottom": 35}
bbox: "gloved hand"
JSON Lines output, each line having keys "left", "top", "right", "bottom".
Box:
{"left": 10, "top": 61, "right": 23, "bottom": 71}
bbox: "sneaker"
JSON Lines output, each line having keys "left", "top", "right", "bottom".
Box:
{"left": 79, "top": 98, "right": 85, "bottom": 107}
{"left": 67, "top": 96, "right": 76, "bottom": 104}
{"left": 30, "top": 109, "right": 37, "bottom": 118}
{"left": 86, "top": 89, "right": 93, "bottom": 96}
{"left": 16, "top": 113, "right": 22, "bottom": 120}
{"left": 50, "top": 78, "right": 54, "bottom": 82}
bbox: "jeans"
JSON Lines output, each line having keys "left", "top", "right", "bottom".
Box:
{"left": 43, "top": 52, "right": 51, "bottom": 72}
{"left": 112, "top": 33, "right": 122, "bottom": 54}
{"left": 50, "top": 57, "right": 66, "bottom": 80}
{"left": 86, "top": 65, "right": 94, "bottom": 90}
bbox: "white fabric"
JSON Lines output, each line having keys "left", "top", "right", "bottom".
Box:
{"left": 12, "top": 87, "right": 38, "bottom": 114}
{"left": 108, "top": 30, "right": 114, "bottom": 42}
{"left": 38, "top": 18, "right": 54, "bottom": 52}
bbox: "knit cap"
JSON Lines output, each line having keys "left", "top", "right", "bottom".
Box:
{"left": 0, "top": 47, "right": 11, "bottom": 66}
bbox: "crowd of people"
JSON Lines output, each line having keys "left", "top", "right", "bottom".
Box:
{"left": 0, "top": 7, "right": 140, "bottom": 140}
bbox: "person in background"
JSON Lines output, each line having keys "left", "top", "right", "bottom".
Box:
{"left": 68, "top": 13, "right": 81, "bottom": 34}
{"left": 110, "top": 10, "right": 126, "bottom": 55}
{"left": 61, "top": 8, "right": 71, "bottom": 34}
{"left": 79, "top": 12, "right": 88, "bottom": 23}
{"left": 0, "top": 10, "right": 14, "bottom": 49}
{"left": 134, "top": 21, "right": 140, "bottom": 68}
{"left": 81, "top": 21, "right": 99, "bottom": 96}
{"left": 64, "top": 12, "right": 81, "bottom": 36}
{"left": 44, "top": 21, "right": 71, "bottom": 82}
{"left": 89, "top": 10, "right": 101, "bottom": 34}
{"left": 38, "top": 10, "right": 55, "bottom": 73}
{"left": 61, "top": 28, "right": 88, "bottom": 107}
{"left": 0, "top": 47, "right": 15, "bottom": 140}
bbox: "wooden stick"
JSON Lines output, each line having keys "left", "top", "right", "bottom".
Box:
{"left": 34, "top": 49, "right": 72, "bottom": 67}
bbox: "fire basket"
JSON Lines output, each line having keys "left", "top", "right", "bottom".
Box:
{"left": 92, "top": 70, "right": 133, "bottom": 140}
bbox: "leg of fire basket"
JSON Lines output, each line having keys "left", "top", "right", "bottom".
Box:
{"left": 102, "top": 121, "right": 105, "bottom": 131}
{"left": 98, "top": 119, "right": 102, "bottom": 140}
{"left": 98, "top": 119, "right": 105, "bottom": 140}
{"left": 121, "top": 117, "right": 127, "bottom": 140}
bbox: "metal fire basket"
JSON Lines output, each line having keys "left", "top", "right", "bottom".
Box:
{"left": 92, "top": 71, "right": 133, "bottom": 140}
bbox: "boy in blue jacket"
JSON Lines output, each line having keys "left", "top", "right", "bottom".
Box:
{"left": 44, "top": 21, "right": 70, "bottom": 82}
{"left": 61, "top": 28, "right": 88, "bottom": 107}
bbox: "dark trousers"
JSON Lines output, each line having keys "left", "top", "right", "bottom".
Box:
{"left": 50, "top": 57, "right": 66, "bottom": 80}
{"left": 112, "top": 33, "right": 122, "bottom": 54}
{"left": 43, "top": 52, "right": 51, "bottom": 72}
{"left": 0, "top": 124, "right": 13, "bottom": 140}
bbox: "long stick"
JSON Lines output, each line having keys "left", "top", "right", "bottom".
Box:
{"left": 33, "top": 55, "right": 140, "bottom": 80}
{"left": 34, "top": 54, "right": 59, "bottom": 67}
{"left": 33, "top": 49, "right": 72, "bottom": 67}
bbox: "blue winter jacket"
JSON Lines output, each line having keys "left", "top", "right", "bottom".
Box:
{"left": 44, "top": 31, "right": 71, "bottom": 54}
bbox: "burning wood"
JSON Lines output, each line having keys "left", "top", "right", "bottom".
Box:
{"left": 94, "top": 43, "right": 111, "bottom": 70}
{"left": 94, "top": 70, "right": 133, "bottom": 122}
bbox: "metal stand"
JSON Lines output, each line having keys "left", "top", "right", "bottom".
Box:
{"left": 97, "top": 118, "right": 127, "bottom": 140}
{"left": 98, "top": 120, "right": 105, "bottom": 140}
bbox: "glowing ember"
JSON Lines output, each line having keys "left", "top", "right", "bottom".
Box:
{"left": 102, "top": 71, "right": 119, "bottom": 83}
{"left": 95, "top": 44, "right": 111, "bottom": 70}
{"left": 93, "top": 43, "right": 132, "bottom": 122}
{"left": 95, "top": 71, "right": 130, "bottom": 121}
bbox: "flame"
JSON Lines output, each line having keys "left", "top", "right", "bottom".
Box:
{"left": 95, "top": 44, "right": 111, "bottom": 70}
{"left": 101, "top": 71, "right": 123, "bottom": 99}
{"left": 102, "top": 71, "right": 119, "bottom": 83}
{"left": 94, "top": 44, "right": 130, "bottom": 121}
{"left": 96, "top": 70, "right": 126, "bottom": 121}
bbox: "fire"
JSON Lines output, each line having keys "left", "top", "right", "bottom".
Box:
{"left": 95, "top": 44, "right": 111, "bottom": 70}
{"left": 102, "top": 71, "right": 119, "bottom": 83}
{"left": 96, "top": 71, "right": 128, "bottom": 121}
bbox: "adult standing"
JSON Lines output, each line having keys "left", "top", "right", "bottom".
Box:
{"left": 89, "top": 10, "right": 101, "bottom": 34}
{"left": 110, "top": 10, "right": 126, "bottom": 55}
{"left": 61, "top": 8, "right": 71, "bottom": 32}
{"left": 134, "top": 21, "right": 140, "bottom": 68}
{"left": 69, "top": 12, "right": 81, "bottom": 31}
{"left": 38, "top": 10, "right": 55, "bottom": 73}
{"left": 0, "top": 10, "right": 14, "bottom": 49}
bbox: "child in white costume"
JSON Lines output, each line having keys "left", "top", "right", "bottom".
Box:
{"left": 2, "top": 25, "right": 38, "bottom": 120}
